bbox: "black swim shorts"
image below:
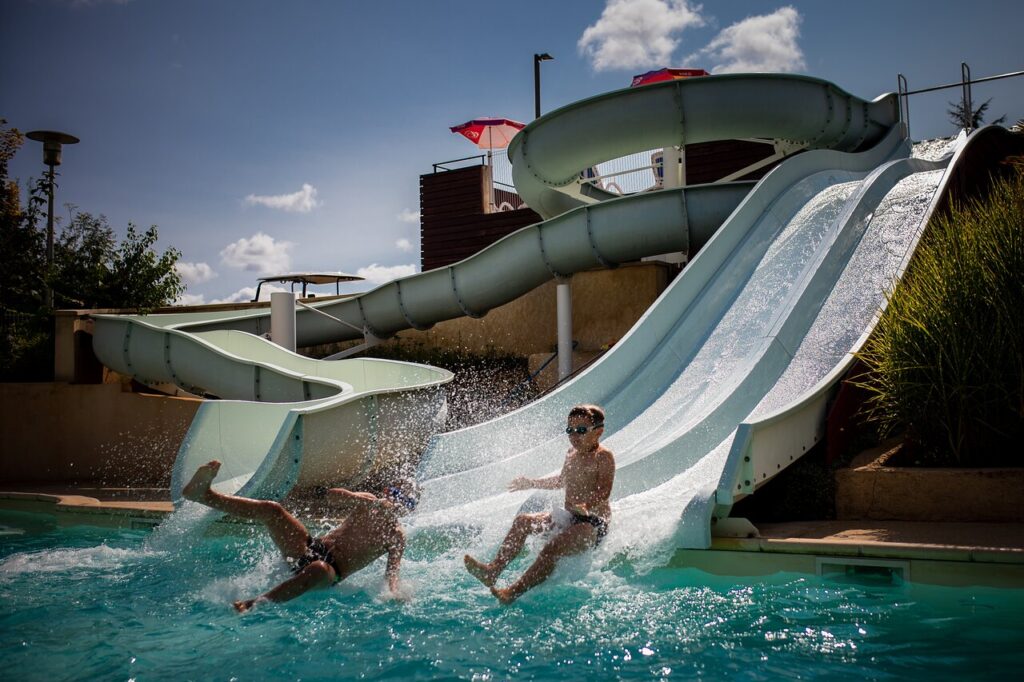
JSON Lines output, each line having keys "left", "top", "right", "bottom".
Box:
{"left": 290, "top": 536, "right": 340, "bottom": 580}
{"left": 571, "top": 512, "right": 609, "bottom": 545}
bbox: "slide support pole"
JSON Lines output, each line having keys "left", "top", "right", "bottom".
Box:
{"left": 556, "top": 276, "right": 573, "bottom": 382}
{"left": 271, "top": 291, "right": 298, "bottom": 352}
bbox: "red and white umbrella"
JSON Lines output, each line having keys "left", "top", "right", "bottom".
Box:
{"left": 630, "top": 68, "right": 709, "bottom": 87}
{"left": 450, "top": 117, "right": 525, "bottom": 150}
{"left": 450, "top": 117, "right": 526, "bottom": 211}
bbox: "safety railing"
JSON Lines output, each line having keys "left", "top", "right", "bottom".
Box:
{"left": 584, "top": 150, "right": 662, "bottom": 195}
{"left": 897, "top": 63, "right": 1024, "bottom": 138}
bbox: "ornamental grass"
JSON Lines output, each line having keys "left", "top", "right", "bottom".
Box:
{"left": 855, "top": 161, "right": 1024, "bottom": 466}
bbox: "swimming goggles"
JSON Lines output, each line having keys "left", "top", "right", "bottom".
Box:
{"left": 565, "top": 423, "right": 603, "bottom": 435}
{"left": 386, "top": 486, "right": 418, "bottom": 510}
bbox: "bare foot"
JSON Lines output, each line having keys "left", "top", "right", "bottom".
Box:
{"left": 490, "top": 585, "right": 516, "bottom": 605}
{"left": 464, "top": 554, "right": 496, "bottom": 587}
{"left": 233, "top": 599, "right": 255, "bottom": 613}
{"left": 182, "top": 460, "right": 221, "bottom": 502}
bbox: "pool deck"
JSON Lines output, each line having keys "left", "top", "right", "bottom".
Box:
{"left": 3, "top": 486, "right": 1023, "bottom": 588}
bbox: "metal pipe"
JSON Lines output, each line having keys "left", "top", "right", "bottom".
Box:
{"left": 45, "top": 164, "right": 55, "bottom": 309}
{"left": 961, "top": 62, "right": 973, "bottom": 132}
{"left": 296, "top": 299, "right": 363, "bottom": 334}
{"left": 556, "top": 275, "right": 573, "bottom": 381}
{"left": 900, "top": 68, "right": 1024, "bottom": 96}
{"left": 897, "top": 73, "right": 910, "bottom": 138}
{"left": 534, "top": 53, "right": 553, "bottom": 120}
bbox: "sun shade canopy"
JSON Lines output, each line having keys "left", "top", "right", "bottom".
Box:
{"left": 253, "top": 272, "right": 364, "bottom": 301}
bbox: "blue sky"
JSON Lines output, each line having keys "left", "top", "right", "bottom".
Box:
{"left": 3, "top": 0, "right": 1022, "bottom": 304}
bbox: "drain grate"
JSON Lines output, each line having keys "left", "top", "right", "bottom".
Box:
{"left": 816, "top": 556, "right": 910, "bottom": 585}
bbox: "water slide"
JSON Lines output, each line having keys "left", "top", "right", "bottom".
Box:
{"left": 91, "top": 319, "right": 454, "bottom": 501}
{"left": 93, "top": 74, "right": 974, "bottom": 539}
{"left": 414, "top": 125, "right": 1018, "bottom": 556}
{"left": 99, "top": 75, "right": 897, "bottom": 347}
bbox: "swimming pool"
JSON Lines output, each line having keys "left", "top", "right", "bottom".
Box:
{"left": 2, "top": 510, "right": 1022, "bottom": 680}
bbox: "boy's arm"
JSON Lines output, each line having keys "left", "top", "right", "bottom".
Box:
{"left": 385, "top": 528, "right": 405, "bottom": 596}
{"left": 509, "top": 453, "right": 569, "bottom": 491}
{"left": 595, "top": 451, "right": 615, "bottom": 502}
{"left": 326, "top": 488, "right": 379, "bottom": 511}
{"left": 509, "top": 472, "right": 562, "bottom": 491}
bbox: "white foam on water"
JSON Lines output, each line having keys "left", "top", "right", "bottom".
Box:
{"left": 196, "top": 549, "right": 286, "bottom": 605}
{"left": 0, "top": 544, "right": 159, "bottom": 578}
{"left": 145, "top": 472, "right": 253, "bottom": 552}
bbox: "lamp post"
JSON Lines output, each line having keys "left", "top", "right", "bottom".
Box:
{"left": 26, "top": 130, "right": 79, "bottom": 309}
{"left": 533, "top": 53, "right": 553, "bottom": 119}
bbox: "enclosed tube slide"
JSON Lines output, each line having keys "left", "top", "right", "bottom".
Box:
{"left": 94, "top": 75, "right": 898, "bottom": 351}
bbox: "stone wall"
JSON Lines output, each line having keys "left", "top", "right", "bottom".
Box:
{"left": 0, "top": 382, "right": 199, "bottom": 486}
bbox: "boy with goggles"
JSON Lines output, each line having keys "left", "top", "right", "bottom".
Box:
{"left": 465, "top": 404, "right": 615, "bottom": 604}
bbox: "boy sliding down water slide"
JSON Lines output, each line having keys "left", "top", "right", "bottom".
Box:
{"left": 182, "top": 460, "right": 417, "bottom": 612}
{"left": 464, "top": 404, "right": 615, "bottom": 604}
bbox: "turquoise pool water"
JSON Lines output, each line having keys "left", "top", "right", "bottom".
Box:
{"left": 2, "top": 510, "right": 1022, "bottom": 680}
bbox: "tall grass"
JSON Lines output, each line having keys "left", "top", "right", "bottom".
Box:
{"left": 856, "top": 162, "right": 1024, "bottom": 466}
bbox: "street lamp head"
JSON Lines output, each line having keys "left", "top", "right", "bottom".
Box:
{"left": 535, "top": 53, "right": 554, "bottom": 62}
{"left": 26, "top": 130, "right": 80, "bottom": 167}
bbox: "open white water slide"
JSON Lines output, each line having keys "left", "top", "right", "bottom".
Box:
{"left": 416, "top": 131, "right": 949, "bottom": 526}
{"left": 93, "top": 74, "right": 915, "bottom": 510}
{"left": 411, "top": 83, "right": 998, "bottom": 552}
{"left": 415, "top": 129, "right": 1021, "bottom": 556}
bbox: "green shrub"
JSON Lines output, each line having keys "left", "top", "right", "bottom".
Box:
{"left": 855, "top": 164, "right": 1024, "bottom": 466}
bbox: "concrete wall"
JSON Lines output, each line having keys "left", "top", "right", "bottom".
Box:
{"left": 0, "top": 382, "right": 200, "bottom": 486}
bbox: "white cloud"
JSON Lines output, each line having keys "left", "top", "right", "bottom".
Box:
{"left": 175, "top": 292, "right": 206, "bottom": 306}
{"left": 211, "top": 283, "right": 289, "bottom": 304}
{"left": 174, "top": 261, "right": 216, "bottom": 285}
{"left": 220, "top": 232, "right": 293, "bottom": 275}
{"left": 578, "top": 0, "right": 705, "bottom": 72}
{"left": 692, "top": 7, "right": 805, "bottom": 74}
{"left": 397, "top": 208, "right": 420, "bottom": 224}
{"left": 356, "top": 263, "right": 418, "bottom": 285}
{"left": 244, "top": 183, "right": 321, "bottom": 213}
{"left": 395, "top": 238, "right": 413, "bottom": 252}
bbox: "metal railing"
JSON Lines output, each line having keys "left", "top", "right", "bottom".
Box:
{"left": 585, "top": 150, "right": 662, "bottom": 195}
{"left": 431, "top": 154, "right": 486, "bottom": 173}
{"left": 897, "top": 64, "right": 1024, "bottom": 137}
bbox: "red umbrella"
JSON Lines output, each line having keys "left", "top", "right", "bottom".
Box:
{"left": 451, "top": 117, "right": 526, "bottom": 211}
{"left": 630, "top": 68, "right": 709, "bottom": 87}
{"left": 450, "top": 117, "right": 526, "bottom": 150}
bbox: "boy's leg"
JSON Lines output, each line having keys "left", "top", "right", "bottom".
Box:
{"left": 464, "top": 512, "right": 550, "bottom": 587}
{"left": 491, "top": 523, "right": 595, "bottom": 604}
{"left": 234, "top": 560, "right": 336, "bottom": 613}
{"left": 183, "top": 461, "right": 309, "bottom": 560}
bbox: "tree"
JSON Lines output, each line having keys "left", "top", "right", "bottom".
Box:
{"left": 103, "top": 223, "right": 184, "bottom": 309}
{"left": 1, "top": 119, "right": 186, "bottom": 379}
{"left": 947, "top": 97, "right": 1007, "bottom": 131}
{"left": 52, "top": 208, "right": 115, "bottom": 308}
{"left": 1, "top": 121, "right": 45, "bottom": 314}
